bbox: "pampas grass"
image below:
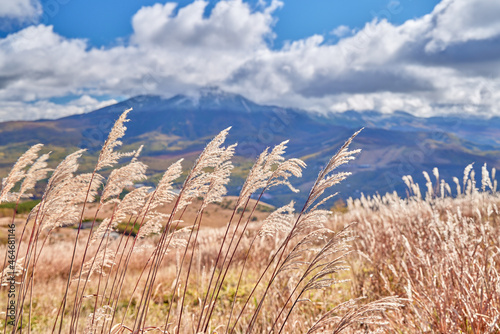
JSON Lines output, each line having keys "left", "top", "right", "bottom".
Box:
{"left": 341, "top": 164, "right": 500, "bottom": 333}
{"left": 0, "top": 109, "right": 405, "bottom": 333}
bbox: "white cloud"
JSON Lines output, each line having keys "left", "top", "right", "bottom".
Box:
{"left": 0, "top": 95, "right": 117, "bottom": 122}
{"left": 132, "top": 0, "right": 279, "bottom": 51}
{"left": 69, "top": 95, "right": 118, "bottom": 110}
{"left": 0, "top": 0, "right": 42, "bottom": 27}
{"left": 330, "top": 25, "right": 353, "bottom": 38}
{"left": 425, "top": 0, "right": 500, "bottom": 52}
{"left": 223, "top": 0, "right": 500, "bottom": 116}
{"left": 0, "top": 0, "right": 500, "bottom": 121}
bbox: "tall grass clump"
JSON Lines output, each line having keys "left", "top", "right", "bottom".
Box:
{"left": 333, "top": 164, "right": 500, "bottom": 333}
{"left": 0, "top": 109, "right": 400, "bottom": 333}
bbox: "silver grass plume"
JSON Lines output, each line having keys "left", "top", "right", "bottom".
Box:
{"left": 74, "top": 244, "right": 115, "bottom": 282}
{"left": 84, "top": 305, "right": 113, "bottom": 334}
{"left": 443, "top": 181, "right": 451, "bottom": 197}
{"left": 238, "top": 141, "right": 306, "bottom": 208}
{"left": 469, "top": 169, "right": 477, "bottom": 194}
{"left": 268, "top": 157, "right": 305, "bottom": 193}
{"left": 18, "top": 152, "right": 52, "bottom": 198}
{"left": 423, "top": 171, "right": 433, "bottom": 200}
{"left": 1, "top": 257, "right": 25, "bottom": 286}
{"left": 433, "top": 167, "right": 440, "bottom": 184}
{"left": 402, "top": 175, "right": 412, "bottom": 191}
{"left": 133, "top": 225, "right": 189, "bottom": 253}
{"left": 91, "top": 218, "right": 113, "bottom": 244}
{"left": 306, "top": 297, "right": 402, "bottom": 334}
{"left": 463, "top": 163, "right": 474, "bottom": 193}
{"left": 2, "top": 152, "right": 51, "bottom": 202}
{"left": 305, "top": 129, "right": 362, "bottom": 210}
{"left": 0, "top": 143, "right": 43, "bottom": 202}
{"left": 115, "top": 159, "right": 183, "bottom": 242}
{"left": 292, "top": 228, "right": 355, "bottom": 307}
{"left": 132, "top": 145, "right": 144, "bottom": 162}
{"left": 482, "top": 163, "right": 493, "bottom": 192}
{"left": 147, "top": 159, "right": 183, "bottom": 212}
{"left": 201, "top": 143, "right": 237, "bottom": 209}
{"left": 278, "top": 228, "right": 334, "bottom": 274}
{"left": 159, "top": 225, "right": 190, "bottom": 251}
{"left": 115, "top": 186, "right": 152, "bottom": 220}
{"left": 92, "top": 187, "right": 151, "bottom": 242}
{"left": 96, "top": 108, "right": 134, "bottom": 171}
{"left": 137, "top": 212, "right": 170, "bottom": 239}
{"left": 272, "top": 228, "right": 357, "bottom": 334}
{"left": 492, "top": 167, "right": 497, "bottom": 192}
{"left": 262, "top": 141, "right": 306, "bottom": 194}
{"left": 238, "top": 148, "right": 269, "bottom": 207}
{"left": 453, "top": 177, "right": 461, "bottom": 196}
{"left": 62, "top": 173, "right": 103, "bottom": 203}
{"left": 104, "top": 159, "right": 183, "bottom": 242}
{"left": 259, "top": 201, "right": 296, "bottom": 237}
{"left": 177, "top": 128, "right": 234, "bottom": 211}
{"left": 27, "top": 149, "right": 87, "bottom": 226}
{"left": 293, "top": 207, "right": 332, "bottom": 239}
{"left": 101, "top": 160, "right": 147, "bottom": 204}
{"left": 402, "top": 175, "right": 421, "bottom": 199}
{"left": 37, "top": 173, "right": 104, "bottom": 231}
{"left": 301, "top": 227, "right": 354, "bottom": 281}
{"left": 46, "top": 149, "right": 86, "bottom": 189}
{"left": 301, "top": 257, "right": 350, "bottom": 292}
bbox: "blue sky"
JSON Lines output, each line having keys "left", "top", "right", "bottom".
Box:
{"left": 0, "top": 0, "right": 499, "bottom": 121}
{"left": 3, "top": 0, "right": 439, "bottom": 48}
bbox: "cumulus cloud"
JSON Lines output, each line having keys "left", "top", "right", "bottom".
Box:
{"left": 0, "top": 95, "right": 117, "bottom": 122}
{"left": 330, "top": 25, "right": 353, "bottom": 38}
{"left": 426, "top": 0, "right": 500, "bottom": 52}
{"left": 0, "top": 0, "right": 499, "bottom": 121}
{"left": 131, "top": 0, "right": 278, "bottom": 51}
{"left": 223, "top": 0, "right": 500, "bottom": 116}
{"left": 0, "top": 0, "right": 42, "bottom": 28}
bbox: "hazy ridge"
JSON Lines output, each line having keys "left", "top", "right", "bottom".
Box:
{"left": 1, "top": 90, "right": 499, "bottom": 205}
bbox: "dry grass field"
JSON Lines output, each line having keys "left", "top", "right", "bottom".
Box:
{"left": 0, "top": 108, "right": 498, "bottom": 333}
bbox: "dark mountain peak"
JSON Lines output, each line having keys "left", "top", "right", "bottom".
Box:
{"left": 179, "top": 88, "right": 259, "bottom": 112}
{"left": 113, "top": 88, "right": 261, "bottom": 114}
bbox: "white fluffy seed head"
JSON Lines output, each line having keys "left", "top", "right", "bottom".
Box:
{"left": 96, "top": 108, "right": 134, "bottom": 170}
{"left": 149, "top": 159, "right": 183, "bottom": 212}
{"left": 101, "top": 161, "right": 147, "bottom": 203}
{"left": 74, "top": 245, "right": 115, "bottom": 282}
{"left": 259, "top": 201, "right": 296, "bottom": 237}
{"left": 18, "top": 152, "right": 52, "bottom": 198}
{"left": 40, "top": 172, "right": 104, "bottom": 231}
{"left": 481, "top": 163, "right": 493, "bottom": 192}
{"left": 137, "top": 212, "right": 170, "bottom": 239}
{"left": 238, "top": 141, "right": 306, "bottom": 208}
{"left": 0, "top": 143, "right": 43, "bottom": 202}
{"left": 84, "top": 306, "right": 113, "bottom": 334}
{"left": 305, "top": 129, "right": 362, "bottom": 210}
{"left": 177, "top": 128, "right": 236, "bottom": 211}
{"left": 463, "top": 163, "right": 474, "bottom": 190}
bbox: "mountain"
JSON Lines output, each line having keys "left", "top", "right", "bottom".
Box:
{"left": 320, "top": 110, "right": 500, "bottom": 148}
{"left": 1, "top": 90, "right": 499, "bottom": 206}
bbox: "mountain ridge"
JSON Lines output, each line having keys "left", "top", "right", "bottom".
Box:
{"left": 0, "top": 91, "right": 499, "bottom": 205}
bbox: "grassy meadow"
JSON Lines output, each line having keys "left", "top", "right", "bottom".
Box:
{"left": 0, "top": 109, "right": 498, "bottom": 333}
